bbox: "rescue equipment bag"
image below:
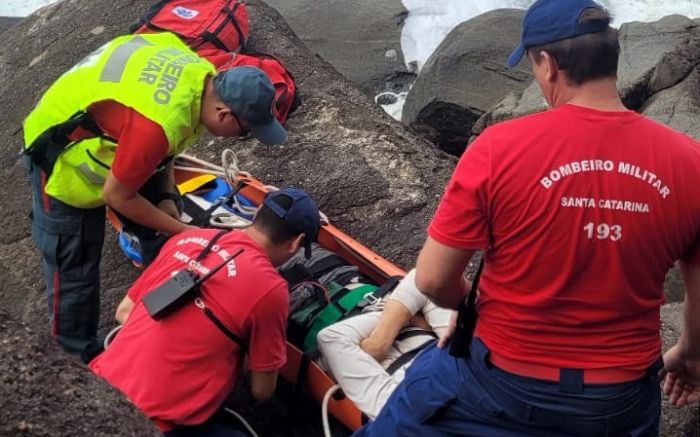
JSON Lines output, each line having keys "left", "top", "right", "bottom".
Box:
{"left": 131, "top": 0, "right": 250, "bottom": 54}
{"left": 281, "top": 245, "right": 400, "bottom": 353}
{"left": 219, "top": 52, "right": 301, "bottom": 123}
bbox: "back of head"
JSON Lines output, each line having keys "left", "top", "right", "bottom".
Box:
{"left": 253, "top": 188, "right": 321, "bottom": 259}
{"left": 508, "top": 0, "right": 619, "bottom": 85}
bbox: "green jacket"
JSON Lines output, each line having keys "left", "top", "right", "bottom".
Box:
{"left": 24, "top": 32, "right": 216, "bottom": 208}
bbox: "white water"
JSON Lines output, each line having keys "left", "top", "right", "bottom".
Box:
{"left": 401, "top": 0, "right": 700, "bottom": 72}
{"left": 383, "top": 0, "right": 700, "bottom": 120}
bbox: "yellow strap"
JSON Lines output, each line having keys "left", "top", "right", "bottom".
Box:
{"left": 177, "top": 174, "right": 217, "bottom": 194}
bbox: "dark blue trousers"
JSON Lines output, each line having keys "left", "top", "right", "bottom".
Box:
{"left": 353, "top": 338, "right": 661, "bottom": 437}
{"left": 25, "top": 156, "right": 105, "bottom": 361}
{"left": 164, "top": 409, "right": 251, "bottom": 437}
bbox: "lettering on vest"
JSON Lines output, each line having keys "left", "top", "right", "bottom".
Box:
{"left": 137, "top": 48, "right": 201, "bottom": 105}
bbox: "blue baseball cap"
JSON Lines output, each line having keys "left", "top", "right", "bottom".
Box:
{"left": 263, "top": 188, "right": 321, "bottom": 259}
{"left": 507, "top": 0, "right": 608, "bottom": 68}
{"left": 214, "top": 66, "right": 287, "bottom": 145}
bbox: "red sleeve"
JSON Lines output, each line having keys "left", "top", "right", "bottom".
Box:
{"left": 427, "top": 132, "right": 491, "bottom": 249}
{"left": 126, "top": 272, "right": 150, "bottom": 302}
{"left": 109, "top": 108, "right": 169, "bottom": 191}
{"left": 246, "top": 282, "right": 289, "bottom": 371}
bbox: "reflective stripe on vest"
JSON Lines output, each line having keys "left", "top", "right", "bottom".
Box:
{"left": 23, "top": 33, "right": 216, "bottom": 208}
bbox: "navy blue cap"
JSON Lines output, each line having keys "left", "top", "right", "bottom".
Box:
{"left": 214, "top": 66, "right": 287, "bottom": 145}
{"left": 263, "top": 188, "right": 320, "bottom": 259}
{"left": 507, "top": 0, "right": 608, "bottom": 68}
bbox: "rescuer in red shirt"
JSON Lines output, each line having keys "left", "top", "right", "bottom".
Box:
{"left": 354, "top": 0, "right": 700, "bottom": 436}
{"left": 90, "top": 188, "right": 320, "bottom": 436}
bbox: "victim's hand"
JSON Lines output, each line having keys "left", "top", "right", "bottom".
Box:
{"left": 437, "top": 311, "right": 457, "bottom": 349}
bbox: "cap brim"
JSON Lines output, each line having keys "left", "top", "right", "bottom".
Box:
{"left": 507, "top": 45, "right": 525, "bottom": 68}
{"left": 250, "top": 118, "right": 287, "bottom": 145}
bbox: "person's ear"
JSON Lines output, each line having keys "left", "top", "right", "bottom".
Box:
{"left": 541, "top": 51, "right": 559, "bottom": 82}
{"left": 290, "top": 234, "right": 305, "bottom": 254}
{"left": 216, "top": 106, "right": 231, "bottom": 124}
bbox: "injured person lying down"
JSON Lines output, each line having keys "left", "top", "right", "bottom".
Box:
{"left": 280, "top": 246, "right": 453, "bottom": 420}
{"left": 317, "top": 269, "right": 452, "bottom": 420}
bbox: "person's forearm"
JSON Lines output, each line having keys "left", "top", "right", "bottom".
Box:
{"left": 680, "top": 261, "right": 700, "bottom": 359}
{"left": 417, "top": 270, "right": 470, "bottom": 309}
{"left": 361, "top": 300, "right": 411, "bottom": 361}
{"left": 681, "top": 297, "right": 700, "bottom": 359}
{"left": 109, "top": 194, "right": 190, "bottom": 235}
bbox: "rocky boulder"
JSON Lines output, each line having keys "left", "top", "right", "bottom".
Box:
{"left": 0, "top": 0, "right": 455, "bottom": 434}
{"left": 472, "top": 15, "right": 700, "bottom": 138}
{"left": 402, "top": 9, "right": 531, "bottom": 156}
{"left": 261, "top": 0, "right": 413, "bottom": 96}
{"left": 618, "top": 15, "right": 700, "bottom": 109}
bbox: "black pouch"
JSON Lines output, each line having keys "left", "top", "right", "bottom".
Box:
{"left": 448, "top": 299, "right": 479, "bottom": 359}
{"left": 449, "top": 257, "right": 484, "bottom": 360}
{"left": 143, "top": 270, "right": 198, "bottom": 320}
{"left": 23, "top": 111, "right": 103, "bottom": 176}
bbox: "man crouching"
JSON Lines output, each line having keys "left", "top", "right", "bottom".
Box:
{"left": 90, "top": 188, "right": 320, "bottom": 436}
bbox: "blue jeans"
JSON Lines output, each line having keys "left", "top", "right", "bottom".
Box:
{"left": 25, "top": 156, "right": 105, "bottom": 361}
{"left": 353, "top": 338, "right": 661, "bottom": 437}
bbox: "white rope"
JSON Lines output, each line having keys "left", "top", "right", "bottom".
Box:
{"left": 224, "top": 408, "right": 260, "bottom": 437}
{"left": 322, "top": 384, "right": 342, "bottom": 437}
{"left": 103, "top": 325, "right": 122, "bottom": 350}
{"left": 181, "top": 150, "right": 329, "bottom": 226}
{"left": 209, "top": 212, "right": 252, "bottom": 229}
{"left": 177, "top": 153, "right": 225, "bottom": 173}
{"left": 172, "top": 165, "right": 226, "bottom": 179}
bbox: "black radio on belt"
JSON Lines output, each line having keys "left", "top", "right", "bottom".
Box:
{"left": 449, "top": 258, "right": 484, "bottom": 360}
{"left": 142, "top": 231, "right": 243, "bottom": 320}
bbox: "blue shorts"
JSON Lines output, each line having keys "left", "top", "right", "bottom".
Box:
{"left": 353, "top": 338, "right": 661, "bottom": 437}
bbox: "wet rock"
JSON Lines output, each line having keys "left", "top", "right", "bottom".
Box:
{"left": 261, "top": 0, "right": 412, "bottom": 96}
{"left": 402, "top": 9, "right": 531, "bottom": 156}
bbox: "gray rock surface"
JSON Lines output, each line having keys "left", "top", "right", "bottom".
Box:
{"left": 402, "top": 9, "right": 531, "bottom": 155}
{"left": 262, "top": 0, "right": 413, "bottom": 96}
{"left": 0, "top": 16, "right": 21, "bottom": 33}
{"left": 640, "top": 43, "right": 700, "bottom": 139}
{"left": 0, "top": 311, "right": 162, "bottom": 436}
{"left": 618, "top": 15, "right": 699, "bottom": 108}
{"left": 0, "top": 0, "right": 454, "bottom": 435}
{"left": 472, "top": 14, "right": 700, "bottom": 137}
{"left": 660, "top": 303, "right": 700, "bottom": 437}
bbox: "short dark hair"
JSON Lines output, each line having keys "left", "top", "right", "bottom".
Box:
{"left": 528, "top": 8, "right": 619, "bottom": 85}
{"left": 253, "top": 194, "right": 302, "bottom": 245}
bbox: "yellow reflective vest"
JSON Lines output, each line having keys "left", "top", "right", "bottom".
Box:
{"left": 23, "top": 32, "right": 216, "bottom": 208}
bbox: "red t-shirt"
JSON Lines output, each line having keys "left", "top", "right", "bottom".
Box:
{"left": 429, "top": 104, "right": 700, "bottom": 371}
{"left": 90, "top": 229, "right": 289, "bottom": 431}
{"left": 70, "top": 100, "right": 170, "bottom": 191}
